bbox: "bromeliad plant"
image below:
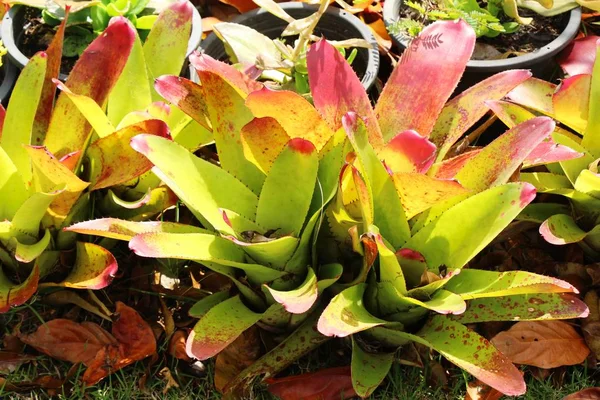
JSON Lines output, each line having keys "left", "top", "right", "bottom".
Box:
{"left": 302, "top": 20, "right": 587, "bottom": 397}
{"left": 486, "top": 40, "right": 600, "bottom": 259}
{"left": 67, "top": 47, "right": 349, "bottom": 369}
{"left": 0, "top": 1, "right": 197, "bottom": 313}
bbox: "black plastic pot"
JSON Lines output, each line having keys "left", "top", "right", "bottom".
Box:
{"left": 0, "top": 56, "right": 18, "bottom": 105}
{"left": 383, "top": 0, "right": 581, "bottom": 88}
{"left": 197, "top": 2, "right": 380, "bottom": 91}
{"left": 2, "top": 4, "right": 203, "bottom": 80}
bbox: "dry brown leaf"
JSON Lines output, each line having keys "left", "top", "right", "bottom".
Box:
{"left": 19, "top": 302, "right": 156, "bottom": 385}
{"left": 159, "top": 297, "right": 175, "bottom": 338}
{"left": 19, "top": 320, "right": 117, "bottom": 365}
{"left": 491, "top": 321, "right": 590, "bottom": 368}
{"left": 466, "top": 379, "right": 503, "bottom": 400}
{"left": 0, "top": 351, "right": 37, "bottom": 373}
{"left": 160, "top": 367, "right": 180, "bottom": 394}
{"left": 266, "top": 366, "right": 357, "bottom": 400}
{"left": 215, "top": 326, "right": 261, "bottom": 393}
{"left": 563, "top": 388, "right": 600, "bottom": 399}
{"left": 168, "top": 330, "right": 192, "bottom": 362}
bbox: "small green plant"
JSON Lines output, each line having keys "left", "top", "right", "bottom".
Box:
{"left": 7, "top": 0, "right": 171, "bottom": 57}
{"left": 212, "top": 0, "right": 369, "bottom": 94}
{"left": 389, "top": 0, "right": 519, "bottom": 38}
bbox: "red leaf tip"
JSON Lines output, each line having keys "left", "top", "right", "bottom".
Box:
{"left": 130, "top": 134, "right": 151, "bottom": 155}
{"left": 519, "top": 183, "right": 536, "bottom": 208}
{"left": 288, "top": 138, "right": 316, "bottom": 155}
{"left": 341, "top": 112, "right": 359, "bottom": 135}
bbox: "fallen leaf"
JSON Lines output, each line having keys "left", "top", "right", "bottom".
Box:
{"left": 19, "top": 319, "right": 117, "bottom": 365}
{"left": 159, "top": 297, "right": 175, "bottom": 338}
{"left": 215, "top": 326, "right": 261, "bottom": 393}
{"left": 168, "top": 330, "right": 192, "bottom": 362}
{"left": 0, "top": 351, "right": 37, "bottom": 373}
{"left": 266, "top": 366, "right": 357, "bottom": 400}
{"left": 18, "top": 302, "right": 156, "bottom": 385}
{"left": 466, "top": 379, "right": 503, "bottom": 400}
{"left": 83, "top": 302, "right": 157, "bottom": 385}
{"left": 563, "top": 388, "right": 600, "bottom": 399}
{"left": 160, "top": 367, "right": 180, "bottom": 394}
{"left": 491, "top": 321, "right": 590, "bottom": 368}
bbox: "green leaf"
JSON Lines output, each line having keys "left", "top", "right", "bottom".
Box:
{"left": 264, "top": 268, "right": 318, "bottom": 314}
{"left": 318, "top": 284, "right": 387, "bottom": 337}
{"left": 351, "top": 338, "right": 394, "bottom": 397}
{"left": 214, "top": 22, "right": 281, "bottom": 67}
{"left": 11, "top": 190, "right": 61, "bottom": 241}
{"left": 230, "top": 236, "right": 299, "bottom": 270}
{"left": 371, "top": 230, "right": 406, "bottom": 295}
{"left": 1, "top": 52, "right": 47, "bottom": 182}
{"left": 189, "top": 291, "right": 231, "bottom": 318}
{"left": 582, "top": 42, "right": 600, "bottom": 158}
{"left": 129, "top": 232, "right": 287, "bottom": 284}
{"left": 520, "top": 172, "right": 572, "bottom": 191}
{"left": 0, "top": 147, "right": 30, "bottom": 221}
{"left": 130, "top": 134, "right": 258, "bottom": 234}
{"left": 343, "top": 114, "right": 410, "bottom": 249}
{"left": 143, "top": 0, "right": 193, "bottom": 101}
{"left": 540, "top": 214, "right": 598, "bottom": 246}
{"left": 87, "top": 119, "right": 170, "bottom": 190}
{"left": 415, "top": 316, "right": 525, "bottom": 396}
{"left": 0, "top": 263, "right": 39, "bottom": 313}
{"left": 256, "top": 138, "right": 318, "bottom": 236}
{"left": 40, "top": 242, "right": 117, "bottom": 289}
{"left": 553, "top": 131, "right": 595, "bottom": 185}
{"left": 518, "top": 203, "right": 571, "bottom": 223}
{"left": 451, "top": 293, "right": 589, "bottom": 323}
{"left": 107, "top": 32, "right": 152, "bottom": 126}
{"left": 55, "top": 80, "right": 115, "bottom": 138}
{"left": 12, "top": 229, "right": 52, "bottom": 263}
{"left": 187, "top": 295, "right": 263, "bottom": 360}
{"left": 574, "top": 169, "right": 600, "bottom": 199}
{"left": 402, "top": 183, "right": 537, "bottom": 273}
{"left": 444, "top": 269, "right": 578, "bottom": 299}
{"left": 66, "top": 218, "right": 209, "bottom": 241}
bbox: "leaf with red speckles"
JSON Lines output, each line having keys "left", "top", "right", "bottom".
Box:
{"left": 540, "top": 214, "right": 600, "bottom": 252}
{"left": 65, "top": 218, "right": 207, "bottom": 241}
{"left": 255, "top": 138, "right": 318, "bottom": 236}
{"left": 452, "top": 293, "right": 589, "bottom": 324}
{"left": 430, "top": 69, "right": 532, "bottom": 162}
{"left": 506, "top": 77, "right": 556, "bottom": 116}
{"left": 391, "top": 173, "right": 469, "bottom": 219}
{"left": 351, "top": 338, "right": 394, "bottom": 397}
{"left": 266, "top": 366, "right": 357, "bottom": 400}
{"left": 32, "top": 9, "right": 67, "bottom": 145}
{"left": 143, "top": 0, "right": 193, "bottom": 101}
{"left": 375, "top": 20, "right": 475, "bottom": 141}
{"left": 264, "top": 268, "right": 318, "bottom": 314}
{"left": 86, "top": 119, "right": 171, "bottom": 190}
{"left": 491, "top": 320, "right": 590, "bottom": 369}
{"left": 83, "top": 302, "right": 156, "bottom": 384}
{"left": 130, "top": 133, "right": 258, "bottom": 234}
{"left": 445, "top": 269, "right": 580, "bottom": 299}
{"left": 44, "top": 17, "right": 135, "bottom": 159}
{"left": 26, "top": 146, "right": 89, "bottom": 220}
{"left": 0, "top": 263, "right": 39, "bottom": 314}
{"left": 431, "top": 149, "right": 482, "bottom": 179}
{"left": 407, "top": 315, "right": 526, "bottom": 396}
{"left": 401, "top": 183, "right": 537, "bottom": 273}
{"left": 455, "top": 116, "right": 555, "bottom": 192}
{"left": 40, "top": 242, "right": 117, "bottom": 290}
{"left": 563, "top": 387, "right": 600, "bottom": 400}
{"left": 245, "top": 88, "right": 336, "bottom": 152}
{"left": 154, "top": 75, "right": 211, "bottom": 130}
{"left": 186, "top": 295, "right": 263, "bottom": 360}
{"left": 190, "top": 52, "right": 263, "bottom": 95}
{"left": 582, "top": 41, "right": 600, "bottom": 159}
{"left": 307, "top": 40, "right": 383, "bottom": 151}
{"left": 240, "top": 117, "right": 289, "bottom": 174}
{"left": 558, "top": 35, "right": 600, "bottom": 76}
{"left": 194, "top": 70, "right": 265, "bottom": 193}
{"left": 318, "top": 284, "right": 387, "bottom": 337}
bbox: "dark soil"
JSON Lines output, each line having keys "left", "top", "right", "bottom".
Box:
{"left": 20, "top": 7, "right": 78, "bottom": 75}
{"left": 397, "top": 2, "right": 569, "bottom": 58}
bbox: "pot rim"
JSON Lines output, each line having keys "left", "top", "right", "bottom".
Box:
{"left": 382, "top": 0, "right": 582, "bottom": 72}
{"left": 1, "top": 2, "right": 203, "bottom": 72}
{"left": 200, "top": 1, "right": 380, "bottom": 90}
